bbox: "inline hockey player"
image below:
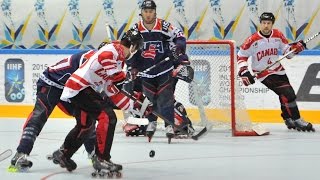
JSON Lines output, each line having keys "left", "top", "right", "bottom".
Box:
{"left": 128, "top": 0, "right": 193, "bottom": 143}
{"left": 237, "top": 12, "right": 314, "bottom": 132}
{"left": 8, "top": 46, "right": 103, "bottom": 172}
{"left": 52, "top": 29, "right": 150, "bottom": 176}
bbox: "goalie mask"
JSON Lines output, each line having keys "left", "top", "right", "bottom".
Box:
{"left": 121, "top": 29, "right": 144, "bottom": 59}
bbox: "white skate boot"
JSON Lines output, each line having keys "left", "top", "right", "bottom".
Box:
{"left": 91, "top": 155, "right": 122, "bottom": 178}
{"left": 146, "top": 121, "right": 157, "bottom": 142}
{"left": 8, "top": 152, "right": 33, "bottom": 172}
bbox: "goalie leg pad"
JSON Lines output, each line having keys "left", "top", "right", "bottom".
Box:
{"left": 174, "top": 101, "right": 194, "bottom": 135}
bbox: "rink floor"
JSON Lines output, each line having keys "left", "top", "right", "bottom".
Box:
{"left": 1, "top": 119, "right": 320, "bottom": 180}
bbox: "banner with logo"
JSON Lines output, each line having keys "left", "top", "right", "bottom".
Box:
{"left": 0, "top": 0, "right": 319, "bottom": 49}
{"left": 0, "top": 53, "right": 319, "bottom": 108}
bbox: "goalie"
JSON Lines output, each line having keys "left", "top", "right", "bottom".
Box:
{"left": 122, "top": 45, "right": 195, "bottom": 139}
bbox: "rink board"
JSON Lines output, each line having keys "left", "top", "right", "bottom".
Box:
{"left": 0, "top": 50, "right": 320, "bottom": 123}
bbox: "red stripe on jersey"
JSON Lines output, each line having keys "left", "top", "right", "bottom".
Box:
{"left": 110, "top": 92, "right": 130, "bottom": 110}
{"left": 237, "top": 55, "right": 248, "bottom": 62}
{"left": 241, "top": 33, "right": 262, "bottom": 50}
{"left": 98, "top": 51, "right": 115, "bottom": 67}
{"left": 65, "top": 79, "right": 84, "bottom": 90}
{"left": 72, "top": 74, "right": 90, "bottom": 86}
{"left": 255, "top": 64, "right": 284, "bottom": 79}
{"left": 272, "top": 29, "right": 289, "bottom": 44}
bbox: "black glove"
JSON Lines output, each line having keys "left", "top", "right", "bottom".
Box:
{"left": 238, "top": 66, "right": 255, "bottom": 86}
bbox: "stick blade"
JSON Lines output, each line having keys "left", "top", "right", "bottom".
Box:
{"left": 0, "top": 149, "right": 13, "bottom": 162}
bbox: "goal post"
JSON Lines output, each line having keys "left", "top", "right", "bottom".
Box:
{"left": 174, "top": 40, "right": 269, "bottom": 136}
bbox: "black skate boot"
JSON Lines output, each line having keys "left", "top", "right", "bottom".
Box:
{"left": 166, "top": 125, "right": 174, "bottom": 144}
{"left": 47, "top": 149, "right": 77, "bottom": 172}
{"left": 146, "top": 121, "right": 157, "bottom": 142}
{"left": 7, "top": 152, "right": 33, "bottom": 172}
{"left": 284, "top": 118, "right": 296, "bottom": 130}
{"left": 91, "top": 155, "right": 122, "bottom": 178}
{"left": 293, "top": 118, "right": 315, "bottom": 132}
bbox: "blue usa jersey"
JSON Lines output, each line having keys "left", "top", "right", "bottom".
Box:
{"left": 38, "top": 50, "right": 96, "bottom": 89}
{"left": 130, "top": 18, "right": 186, "bottom": 77}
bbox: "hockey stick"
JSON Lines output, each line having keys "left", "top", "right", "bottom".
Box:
{"left": 105, "top": 23, "right": 112, "bottom": 43}
{"left": 0, "top": 149, "right": 12, "bottom": 162}
{"left": 254, "top": 49, "right": 295, "bottom": 76}
{"left": 255, "top": 31, "right": 320, "bottom": 76}
{"left": 117, "top": 57, "right": 171, "bottom": 86}
{"left": 304, "top": 31, "right": 320, "bottom": 44}
{"left": 121, "top": 89, "right": 205, "bottom": 141}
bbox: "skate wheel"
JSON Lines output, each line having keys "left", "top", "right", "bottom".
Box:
{"left": 53, "top": 159, "right": 59, "bottom": 164}
{"left": 115, "top": 172, "right": 122, "bottom": 178}
{"left": 46, "top": 155, "right": 53, "bottom": 160}
{"left": 107, "top": 172, "right": 113, "bottom": 178}
{"left": 125, "top": 133, "right": 129, "bottom": 137}
{"left": 67, "top": 167, "right": 74, "bottom": 172}
{"left": 99, "top": 172, "right": 105, "bottom": 177}
{"left": 91, "top": 172, "right": 97, "bottom": 177}
{"left": 28, "top": 161, "right": 33, "bottom": 168}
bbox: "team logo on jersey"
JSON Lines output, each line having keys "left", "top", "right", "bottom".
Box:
{"left": 141, "top": 41, "right": 164, "bottom": 59}
{"left": 257, "top": 48, "right": 278, "bottom": 61}
{"left": 5, "top": 58, "right": 25, "bottom": 102}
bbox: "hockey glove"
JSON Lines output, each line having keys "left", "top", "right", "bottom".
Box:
{"left": 172, "top": 64, "right": 194, "bottom": 83}
{"left": 238, "top": 66, "right": 255, "bottom": 86}
{"left": 290, "top": 40, "right": 306, "bottom": 54}
{"left": 172, "top": 44, "right": 185, "bottom": 60}
{"left": 173, "top": 54, "right": 189, "bottom": 68}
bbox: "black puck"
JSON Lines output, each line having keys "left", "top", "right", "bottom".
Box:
{"left": 149, "top": 150, "right": 155, "bottom": 158}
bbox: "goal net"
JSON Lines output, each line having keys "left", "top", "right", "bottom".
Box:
{"left": 174, "top": 40, "right": 269, "bottom": 136}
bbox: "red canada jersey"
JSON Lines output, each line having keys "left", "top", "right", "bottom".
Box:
{"left": 237, "top": 29, "right": 293, "bottom": 80}
{"left": 60, "top": 43, "right": 131, "bottom": 110}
